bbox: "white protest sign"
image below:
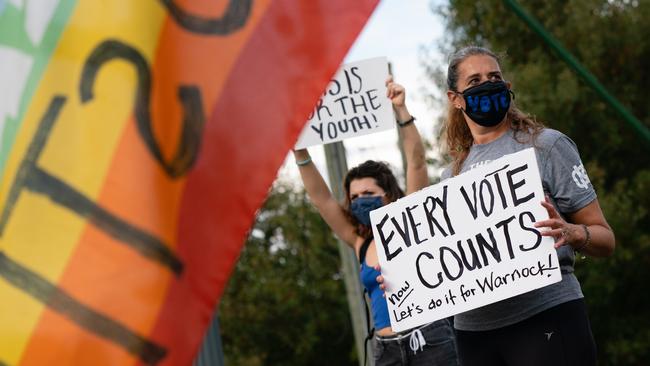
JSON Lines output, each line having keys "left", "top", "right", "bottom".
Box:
{"left": 294, "top": 57, "right": 395, "bottom": 149}
{"left": 370, "top": 148, "right": 562, "bottom": 332}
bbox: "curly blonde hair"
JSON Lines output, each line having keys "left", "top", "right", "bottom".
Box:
{"left": 443, "top": 46, "right": 545, "bottom": 176}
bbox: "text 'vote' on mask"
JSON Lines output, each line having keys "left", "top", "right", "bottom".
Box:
{"left": 460, "top": 81, "right": 513, "bottom": 127}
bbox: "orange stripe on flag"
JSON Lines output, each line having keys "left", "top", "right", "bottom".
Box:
{"left": 150, "top": 0, "right": 379, "bottom": 364}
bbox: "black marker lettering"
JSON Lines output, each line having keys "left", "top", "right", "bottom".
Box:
{"left": 310, "top": 123, "right": 324, "bottom": 140}
{"left": 479, "top": 178, "right": 495, "bottom": 216}
{"left": 485, "top": 165, "right": 509, "bottom": 209}
{"left": 356, "top": 114, "right": 372, "bottom": 129}
{"left": 440, "top": 246, "right": 464, "bottom": 281}
{"left": 476, "top": 227, "right": 502, "bottom": 265}
{"left": 422, "top": 186, "right": 455, "bottom": 237}
{"left": 328, "top": 79, "right": 341, "bottom": 96}
{"left": 0, "top": 252, "right": 167, "bottom": 364}
{"left": 457, "top": 238, "right": 482, "bottom": 271}
{"left": 366, "top": 89, "right": 380, "bottom": 110}
{"left": 506, "top": 164, "right": 534, "bottom": 206}
{"left": 350, "top": 66, "right": 363, "bottom": 93}
{"left": 406, "top": 204, "right": 427, "bottom": 245}
{"left": 460, "top": 182, "right": 478, "bottom": 219}
{"left": 80, "top": 39, "right": 205, "bottom": 179}
{"left": 313, "top": 98, "right": 332, "bottom": 120}
{"left": 350, "top": 94, "right": 369, "bottom": 114}
{"left": 337, "top": 119, "right": 350, "bottom": 133}
{"left": 519, "top": 211, "right": 542, "bottom": 251}
{"left": 333, "top": 96, "right": 349, "bottom": 115}
{"left": 416, "top": 252, "right": 443, "bottom": 289}
{"left": 377, "top": 214, "right": 401, "bottom": 261}
{"left": 391, "top": 212, "right": 412, "bottom": 248}
{"left": 0, "top": 97, "right": 183, "bottom": 274}
{"left": 326, "top": 122, "right": 337, "bottom": 139}
{"left": 159, "top": 0, "right": 251, "bottom": 35}
{"left": 495, "top": 215, "right": 517, "bottom": 260}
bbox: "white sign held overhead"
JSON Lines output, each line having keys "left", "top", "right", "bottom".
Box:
{"left": 370, "top": 148, "right": 562, "bottom": 332}
{"left": 294, "top": 57, "right": 395, "bottom": 149}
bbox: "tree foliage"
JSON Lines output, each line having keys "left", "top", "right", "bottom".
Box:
{"left": 424, "top": 0, "right": 650, "bottom": 364}
{"left": 219, "top": 182, "right": 357, "bottom": 366}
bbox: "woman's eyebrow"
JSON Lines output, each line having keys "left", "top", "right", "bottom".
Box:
{"left": 465, "top": 72, "right": 480, "bottom": 82}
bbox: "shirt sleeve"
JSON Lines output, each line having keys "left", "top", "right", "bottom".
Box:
{"left": 542, "top": 134, "right": 596, "bottom": 213}
{"left": 440, "top": 166, "right": 452, "bottom": 181}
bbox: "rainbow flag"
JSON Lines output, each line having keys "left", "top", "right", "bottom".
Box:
{"left": 0, "top": 1, "right": 378, "bottom": 364}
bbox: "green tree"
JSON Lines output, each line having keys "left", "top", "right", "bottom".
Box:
{"left": 219, "top": 181, "right": 358, "bottom": 366}
{"left": 424, "top": 0, "right": 650, "bottom": 364}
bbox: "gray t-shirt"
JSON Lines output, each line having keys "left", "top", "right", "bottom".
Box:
{"left": 441, "top": 128, "right": 596, "bottom": 331}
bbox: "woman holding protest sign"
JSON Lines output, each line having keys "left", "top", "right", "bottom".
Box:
{"left": 293, "top": 76, "right": 458, "bottom": 366}
{"left": 429, "top": 45, "right": 615, "bottom": 366}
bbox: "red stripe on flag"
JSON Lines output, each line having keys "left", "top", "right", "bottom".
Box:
{"left": 148, "top": 0, "right": 378, "bottom": 364}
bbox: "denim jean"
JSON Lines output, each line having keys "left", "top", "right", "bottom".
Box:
{"left": 373, "top": 318, "right": 458, "bottom": 366}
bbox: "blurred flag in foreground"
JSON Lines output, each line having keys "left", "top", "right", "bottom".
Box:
{"left": 0, "top": 0, "right": 378, "bottom": 364}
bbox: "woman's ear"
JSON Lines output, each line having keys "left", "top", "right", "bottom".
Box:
{"left": 447, "top": 90, "right": 462, "bottom": 109}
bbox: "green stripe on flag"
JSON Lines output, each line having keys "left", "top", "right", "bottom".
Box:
{"left": 0, "top": 0, "right": 77, "bottom": 182}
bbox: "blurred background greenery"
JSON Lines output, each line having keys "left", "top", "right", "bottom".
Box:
{"left": 219, "top": 1, "right": 649, "bottom": 364}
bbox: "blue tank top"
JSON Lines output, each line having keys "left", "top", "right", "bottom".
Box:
{"left": 360, "top": 260, "right": 391, "bottom": 329}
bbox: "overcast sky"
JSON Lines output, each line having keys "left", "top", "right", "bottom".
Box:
{"left": 278, "top": 0, "right": 447, "bottom": 187}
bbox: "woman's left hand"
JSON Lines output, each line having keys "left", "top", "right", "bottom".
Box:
{"left": 534, "top": 196, "right": 583, "bottom": 249}
{"left": 386, "top": 76, "right": 412, "bottom": 122}
{"left": 386, "top": 76, "right": 406, "bottom": 108}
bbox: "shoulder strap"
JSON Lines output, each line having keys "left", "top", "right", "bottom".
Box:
{"left": 359, "top": 236, "right": 375, "bottom": 366}
{"left": 362, "top": 287, "right": 374, "bottom": 366}
{"left": 358, "top": 236, "right": 373, "bottom": 265}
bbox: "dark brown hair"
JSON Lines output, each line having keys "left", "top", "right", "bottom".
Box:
{"left": 343, "top": 160, "right": 404, "bottom": 238}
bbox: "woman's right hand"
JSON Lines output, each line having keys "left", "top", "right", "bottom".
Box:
{"left": 374, "top": 264, "right": 388, "bottom": 296}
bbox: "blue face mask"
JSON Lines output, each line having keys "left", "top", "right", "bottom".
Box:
{"left": 350, "top": 195, "right": 384, "bottom": 226}
{"left": 459, "top": 80, "right": 513, "bottom": 127}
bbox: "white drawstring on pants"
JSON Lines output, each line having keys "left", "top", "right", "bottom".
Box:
{"left": 409, "top": 328, "right": 426, "bottom": 354}
{"left": 375, "top": 322, "right": 434, "bottom": 355}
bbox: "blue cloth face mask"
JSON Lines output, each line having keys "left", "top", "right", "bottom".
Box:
{"left": 350, "top": 195, "right": 384, "bottom": 227}
{"left": 459, "top": 80, "right": 513, "bottom": 127}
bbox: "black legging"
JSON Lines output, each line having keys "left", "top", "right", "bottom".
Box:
{"left": 455, "top": 299, "right": 597, "bottom": 366}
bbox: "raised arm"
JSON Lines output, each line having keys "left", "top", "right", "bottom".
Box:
{"left": 293, "top": 149, "right": 358, "bottom": 246}
{"left": 386, "top": 77, "right": 428, "bottom": 194}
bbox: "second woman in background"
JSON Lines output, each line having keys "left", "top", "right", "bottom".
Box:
{"left": 294, "top": 77, "right": 458, "bottom": 366}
